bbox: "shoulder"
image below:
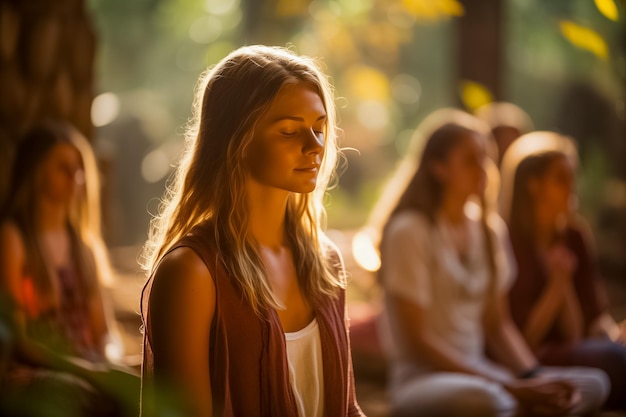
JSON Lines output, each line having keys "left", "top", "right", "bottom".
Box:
{"left": 148, "top": 246, "right": 216, "bottom": 316}
{"left": 384, "top": 210, "right": 432, "bottom": 246}
{"left": 0, "top": 220, "right": 25, "bottom": 259}
{"left": 0, "top": 220, "right": 24, "bottom": 246}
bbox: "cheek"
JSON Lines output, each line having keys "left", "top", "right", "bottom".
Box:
{"left": 245, "top": 140, "right": 288, "bottom": 180}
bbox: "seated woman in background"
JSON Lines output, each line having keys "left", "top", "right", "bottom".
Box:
{"left": 501, "top": 131, "right": 626, "bottom": 410}
{"left": 377, "top": 109, "right": 609, "bottom": 417}
{"left": 0, "top": 121, "right": 139, "bottom": 417}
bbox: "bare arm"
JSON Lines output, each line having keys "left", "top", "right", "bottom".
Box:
{"left": 557, "top": 284, "right": 583, "bottom": 343}
{"left": 390, "top": 293, "right": 513, "bottom": 383}
{"left": 484, "top": 294, "right": 538, "bottom": 375}
{"left": 146, "top": 247, "right": 215, "bottom": 417}
{"left": 523, "top": 245, "right": 577, "bottom": 350}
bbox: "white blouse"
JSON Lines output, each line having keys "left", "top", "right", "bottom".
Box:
{"left": 285, "top": 318, "right": 324, "bottom": 417}
{"left": 378, "top": 203, "right": 517, "bottom": 386}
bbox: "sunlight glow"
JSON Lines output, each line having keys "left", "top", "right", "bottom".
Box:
{"left": 189, "top": 15, "right": 222, "bottom": 43}
{"left": 105, "top": 339, "right": 123, "bottom": 362}
{"left": 352, "top": 228, "right": 381, "bottom": 272}
{"left": 357, "top": 100, "right": 389, "bottom": 131}
{"left": 91, "top": 93, "right": 120, "bottom": 127}
{"left": 141, "top": 149, "right": 170, "bottom": 184}
{"left": 204, "top": 0, "right": 239, "bottom": 16}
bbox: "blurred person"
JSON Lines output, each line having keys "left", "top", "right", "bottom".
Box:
{"left": 140, "top": 45, "right": 365, "bottom": 417}
{"left": 501, "top": 131, "right": 626, "bottom": 410}
{"left": 0, "top": 121, "right": 140, "bottom": 417}
{"left": 475, "top": 101, "right": 534, "bottom": 167}
{"left": 376, "top": 110, "right": 609, "bottom": 417}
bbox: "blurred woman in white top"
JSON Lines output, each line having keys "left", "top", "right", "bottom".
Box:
{"left": 375, "top": 109, "right": 609, "bottom": 417}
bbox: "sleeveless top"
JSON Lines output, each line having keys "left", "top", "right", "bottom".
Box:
{"left": 285, "top": 318, "right": 324, "bottom": 417}
{"left": 140, "top": 223, "right": 364, "bottom": 417}
{"left": 18, "top": 262, "right": 99, "bottom": 360}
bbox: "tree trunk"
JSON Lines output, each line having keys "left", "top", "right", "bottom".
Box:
{"left": 456, "top": 0, "right": 504, "bottom": 102}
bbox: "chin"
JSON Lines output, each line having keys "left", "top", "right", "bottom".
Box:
{"left": 289, "top": 182, "right": 317, "bottom": 194}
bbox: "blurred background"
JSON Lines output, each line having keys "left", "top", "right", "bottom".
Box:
{"left": 1, "top": 0, "right": 624, "bottom": 415}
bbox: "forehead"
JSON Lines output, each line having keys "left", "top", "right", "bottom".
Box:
{"left": 264, "top": 82, "right": 326, "bottom": 119}
{"left": 546, "top": 153, "right": 575, "bottom": 172}
{"left": 454, "top": 131, "right": 487, "bottom": 153}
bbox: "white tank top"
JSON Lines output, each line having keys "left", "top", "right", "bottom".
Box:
{"left": 284, "top": 318, "right": 324, "bottom": 417}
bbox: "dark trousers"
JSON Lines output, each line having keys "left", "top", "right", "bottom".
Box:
{"left": 539, "top": 338, "right": 626, "bottom": 410}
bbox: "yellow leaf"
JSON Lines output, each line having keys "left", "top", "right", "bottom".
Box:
{"left": 559, "top": 20, "right": 609, "bottom": 60}
{"left": 276, "top": 0, "right": 310, "bottom": 17}
{"left": 402, "top": 0, "right": 464, "bottom": 20}
{"left": 594, "top": 0, "right": 620, "bottom": 22}
{"left": 460, "top": 80, "right": 493, "bottom": 112}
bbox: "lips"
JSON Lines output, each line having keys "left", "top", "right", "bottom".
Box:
{"left": 295, "top": 164, "right": 319, "bottom": 172}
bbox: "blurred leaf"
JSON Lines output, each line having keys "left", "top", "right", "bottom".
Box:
{"left": 345, "top": 65, "right": 390, "bottom": 101}
{"left": 459, "top": 80, "right": 493, "bottom": 111}
{"left": 402, "top": 0, "right": 464, "bottom": 20}
{"left": 594, "top": 0, "right": 620, "bottom": 21}
{"left": 559, "top": 20, "right": 609, "bottom": 60}
{"left": 276, "top": 0, "right": 310, "bottom": 17}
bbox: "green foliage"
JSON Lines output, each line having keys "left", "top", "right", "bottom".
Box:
{"left": 87, "top": 0, "right": 624, "bottom": 239}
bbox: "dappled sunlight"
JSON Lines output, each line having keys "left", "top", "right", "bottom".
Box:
{"left": 91, "top": 92, "right": 120, "bottom": 127}
{"left": 352, "top": 228, "right": 382, "bottom": 272}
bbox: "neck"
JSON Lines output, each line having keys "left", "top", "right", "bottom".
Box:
{"left": 246, "top": 181, "right": 289, "bottom": 251}
{"left": 438, "top": 191, "right": 467, "bottom": 225}
{"left": 37, "top": 199, "right": 68, "bottom": 232}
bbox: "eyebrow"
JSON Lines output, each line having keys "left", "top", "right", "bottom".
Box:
{"left": 271, "top": 114, "right": 327, "bottom": 123}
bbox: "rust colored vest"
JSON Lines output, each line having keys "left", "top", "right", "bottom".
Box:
{"left": 141, "top": 223, "right": 362, "bottom": 416}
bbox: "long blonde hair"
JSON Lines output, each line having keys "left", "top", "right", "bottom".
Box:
{"left": 3, "top": 120, "right": 112, "bottom": 305}
{"left": 141, "top": 45, "right": 344, "bottom": 314}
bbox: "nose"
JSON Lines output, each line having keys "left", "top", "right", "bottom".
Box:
{"left": 303, "top": 129, "right": 324, "bottom": 155}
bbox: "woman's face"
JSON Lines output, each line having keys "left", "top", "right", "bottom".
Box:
{"left": 245, "top": 82, "right": 326, "bottom": 194}
{"left": 434, "top": 132, "right": 487, "bottom": 200}
{"left": 38, "top": 142, "right": 84, "bottom": 206}
{"left": 531, "top": 154, "right": 576, "bottom": 219}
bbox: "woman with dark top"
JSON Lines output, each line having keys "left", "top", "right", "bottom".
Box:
{"left": 139, "top": 45, "right": 364, "bottom": 417}
{"left": 501, "top": 130, "right": 626, "bottom": 410}
{"left": 375, "top": 110, "right": 608, "bottom": 417}
{"left": 0, "top": 121, "right": 139, "bottom": 416}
